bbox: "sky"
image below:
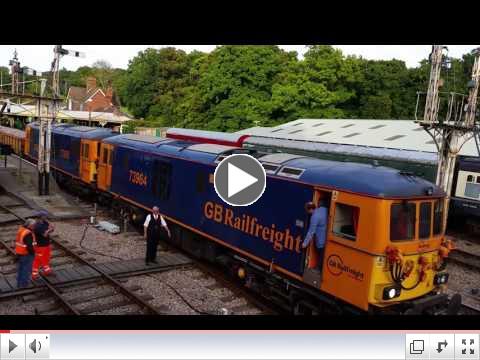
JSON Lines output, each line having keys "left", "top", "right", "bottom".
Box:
{"left": 0, "top": 45, "right": 479, "bottom": 73}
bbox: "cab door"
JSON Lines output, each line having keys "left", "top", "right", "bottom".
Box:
{"left": 97, "top": 143, "right": 113, "bottom": 191}
{"left": 302, "top": 188, "right": 333, "bottom": 289}
{"left": 79, "top": 140, "right": 92, "bottom": 183}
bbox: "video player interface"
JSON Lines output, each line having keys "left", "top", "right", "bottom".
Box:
{"left": 0, "top": 331, "right": 477, "bottom": 360}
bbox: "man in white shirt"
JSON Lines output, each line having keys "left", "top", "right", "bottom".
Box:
{"left": 144, "top": 206, "right": 171, "bottom": 265}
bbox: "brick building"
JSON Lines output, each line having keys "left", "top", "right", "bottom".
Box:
{"left": 66, "top": 77, "right": 120, "bottom": 113}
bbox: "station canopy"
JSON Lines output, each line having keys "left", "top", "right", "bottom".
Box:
{"left": 236, "top": 119, "right": 479, "bottom": 159}
{"left": 4, "top": 104, "right": 131, "bottom": 125}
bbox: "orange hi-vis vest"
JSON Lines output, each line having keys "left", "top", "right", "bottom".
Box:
{"left": 15, "top": 226, "right": 37, "bottom": 255}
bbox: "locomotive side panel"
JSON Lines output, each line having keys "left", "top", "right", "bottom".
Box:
{"left": 107, "top": 144, "right": 312, "bottom": 277}
{"left": 51, "top": 132, "right": 81, "bottom": 178}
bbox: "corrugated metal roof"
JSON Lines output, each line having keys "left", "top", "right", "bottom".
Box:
{"left": 245, "top": 136, "right": 438, "bottom": 165}
{"left": 236, "top": 119, "right": 479, "bottom": 157}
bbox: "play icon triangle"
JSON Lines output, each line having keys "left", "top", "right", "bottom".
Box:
{"left": 9, "top": 339, "right": 17, "bottom": 353}
{"left": 227, "top": 163, "right": 258, "bottom": 198}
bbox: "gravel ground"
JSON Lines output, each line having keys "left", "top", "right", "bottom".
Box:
{"left": 0, "top": 215, "right": 265, "bottom": 315}
{"left": 0, "top": 298, "right": 35, "bottom": 315}
{"left": 448, "top": 262, "right": 480, "bottom": 293}
{"left": 125, "top": 269, "right": 263, "bottom": 315}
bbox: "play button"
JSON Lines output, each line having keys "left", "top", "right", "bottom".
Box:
{"left": 214, "top": 154, "right": 266, "bottom": 206}
{"left": 9, "top": 340, "right": 17, "bottom": 353}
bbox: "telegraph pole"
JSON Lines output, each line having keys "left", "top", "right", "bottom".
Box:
{"left": 423, "top": 46, "right": 446, "bottom": 124}
{"left": 416, "top": 46, "right": 480, "bottom": 227}
{"left": 38, "top": 45, "right": 85, "bottom": 195}
{"left": 9, "top": 50, "right": 20, "bottom": 95}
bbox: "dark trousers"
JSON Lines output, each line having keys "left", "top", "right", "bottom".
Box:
{"left": 146, "top": 235, "right": 159, "bottom": 263}
{"left": 317, "top": 248, "right": 325, "bottom": 270}
{"left": 17, "top": 254, "right": 34, "bottom": 288}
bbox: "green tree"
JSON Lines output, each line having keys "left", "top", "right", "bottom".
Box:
{"left": 120, "top": 47, "right": 198, "bottom": 122}
{"left": 185, "top": 45, "right": 296, "bottom": 131}
{"left": 270, "top": 45, "right": 359, "bottom": 122}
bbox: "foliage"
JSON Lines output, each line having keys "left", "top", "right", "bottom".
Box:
{"left": 47, "top": 46, "right": 478, "bottom": 131}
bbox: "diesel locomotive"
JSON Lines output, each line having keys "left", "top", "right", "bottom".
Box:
{"left": 0, "top": 124, "right": 461, "bottom": 314}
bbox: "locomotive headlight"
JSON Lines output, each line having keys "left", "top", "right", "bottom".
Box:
{"left": 434, "top": 272, "right": 449, "bottom": 285}
{"left": 383, "top": 285, "right": 401, "bottom": 300}
{"left": 388, "top": 288, "right": 396, "bottom": 298}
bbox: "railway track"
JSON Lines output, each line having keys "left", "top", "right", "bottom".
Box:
{"left": 0, "top": 189, "right": 276, "bottom": 314}
{"left": 449, "top": 249, "right": 480, "bottom": 272}
{"left": 0, "top": 200, "right": 165, "bottom": 315}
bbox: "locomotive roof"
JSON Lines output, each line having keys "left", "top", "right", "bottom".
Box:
{"left": 107, "top": 133, "right": 444, "bottom": 199}
{"left": 281, "top": 157, "right": 444, "bottom": 198}
{"left": 28, "top": 122, "right": 115, "bottom": 140}
{"left": 0, "top": 125, "right": 25, "bottom": 139}
{"left": 458, "top": 156, "right": 480, "bottom": 172}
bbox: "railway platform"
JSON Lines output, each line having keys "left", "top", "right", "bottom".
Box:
{"left": 0, "top": 155, "right": 87, "bottom": 221}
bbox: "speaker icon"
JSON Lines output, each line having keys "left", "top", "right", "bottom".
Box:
{"left": 29, "top": 339, "right": 41, "bottom": 354}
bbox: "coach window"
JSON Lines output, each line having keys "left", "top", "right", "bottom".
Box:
{"left": 465, "top": 176, "right": 480, "bottom": 199}
{"left": 467, "top": 175, "right": 474, "bottom": 182}
{"left": 433, "top": 200, "right": 444, "bottom": 235}
{"left": 333, "top": 203, "right": 359, "bottom": 241}
{"left": 390, "top": 202, "right": 416, "bottom": 241}
{"left": 419, "top": 202, "right": 432, "bottom": 239}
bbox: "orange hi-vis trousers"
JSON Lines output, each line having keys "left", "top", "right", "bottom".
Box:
{"left": 32, "top": 245, "right": 52, "bottom": 278}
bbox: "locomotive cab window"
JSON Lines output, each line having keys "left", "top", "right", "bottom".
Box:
{"left": 433, "top": 199, "right": 444, "bottom": 235}
{"left": 419, "top": 202, "right": 432, "bottom": 239}
{"left": 467, "top": 175, "right": 474, "bottom": 182}
{"left": 333, "top": 203, "right": 359, "bottom": 241}
{"left": 390, "top": 202, "right": 416, "bottom": 241}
